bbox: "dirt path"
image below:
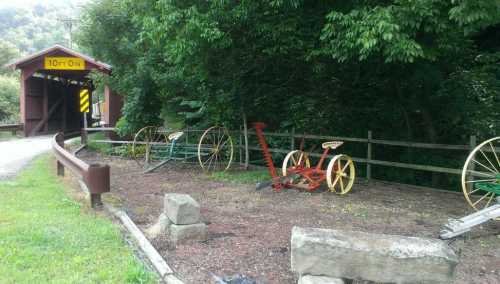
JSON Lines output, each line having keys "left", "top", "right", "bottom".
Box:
{"left": 79, "top": 151, "right": 500, "bottom": 284}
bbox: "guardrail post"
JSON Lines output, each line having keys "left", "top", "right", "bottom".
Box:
{"left": 367, "top": 130, "right": 372, "bottom": 180}
{"left": 56, "top": 133, "right": 65, "bottom": 176}
{"left": 81, "top": 128, "right": 88, "bottom": 145}
{"left": 85, "top": 164, "right": 110, "bottom": 208}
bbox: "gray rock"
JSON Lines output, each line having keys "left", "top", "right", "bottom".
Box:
{"left": 170, "top": 223, "right": 207, "bottom": 243}
{"left": 164, "top": 193, "right": 200, "bottom": 225}
{"left": 145, "top": 213, "right": 171, "bottom": 239}
{"left": 291, "top": 226, "right": 458, "bottom": 284}
{"left": 298, "top": 275, "right": 345, "bottom": 284}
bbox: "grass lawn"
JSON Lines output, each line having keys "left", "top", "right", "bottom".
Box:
{"left": 0, "top": 132, "right": 19, "bottom": 142}
{"left": 210, "top": 169, "right": 270, "bottom": 184}
{"left": 0, "top": 156, "right": 156, "bottom": 283}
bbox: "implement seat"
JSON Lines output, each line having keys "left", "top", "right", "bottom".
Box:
{"left": 168, "top": 131, "right": 184, "bottom": 142}
{"left": 322, "top": 141, "right": 344, "bottom": 149}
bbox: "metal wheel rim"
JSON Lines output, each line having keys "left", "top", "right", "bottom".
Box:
{"left": 326, "top": 154, "right": 356, "bottom": 194}
{"left": 282, "top": 150, "right": 311, "bottom": 177}
{"left": 132, "top": 126, "right": 168, "bottom": 168}
{"left": 461, "top": 136, "right": 500, "bottom": 212}
{"left": 197, "top": 126, "right": 234, "bottom": 172}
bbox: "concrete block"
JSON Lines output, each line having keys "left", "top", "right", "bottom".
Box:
{"left": 170, "top": 223, "right": 207, "bottom": 243}
{"left": 291, "top": 227, "right": 458, "bottom": 284}
{"left": 164, "top": 193, "right": 200, "bottom": 225}
{"left": 298, "top": 275, "right": 345, "bottom": 284}
{"left": 145, "top": 213, "right": 171, "bottom": 239}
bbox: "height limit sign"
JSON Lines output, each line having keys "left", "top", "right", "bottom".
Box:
{"left": 79, "top": 89, "right": 90, "bottom": 113}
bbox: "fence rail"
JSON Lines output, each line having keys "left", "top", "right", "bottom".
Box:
{"left": 52, "top": 132, "right": 110, "bottom": 208}
{"left": 84, "top": 126, "right": 482, "bottom": 183}
{"left": 0, "top": 123, "right": 23, "bottom": 134}
{"left": 243, "top": 129, "right": 479, "bottom": 179}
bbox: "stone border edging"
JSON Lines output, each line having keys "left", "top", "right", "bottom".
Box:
{"left": 104, "top": 204, "right": 185, "bottom": 284}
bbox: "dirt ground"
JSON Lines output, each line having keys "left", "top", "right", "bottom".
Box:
{"left": 78, "top": 150, "right": 500, "bottom": 284}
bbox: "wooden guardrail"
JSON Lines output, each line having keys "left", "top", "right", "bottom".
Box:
{"left": 52, "top": 132, "right": 110, "bottom": 208}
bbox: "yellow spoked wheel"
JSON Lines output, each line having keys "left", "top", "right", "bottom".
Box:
{"left": 461, "top": 136, "right": 500, "bottom": 212}
{"left": 198, "top": 126, "right": 234, "bottom": 172}
{"left": 282, "top": 150, "right": 313, "bottom": 190}
{"left": 326, "top": 154, "right": 356, "bottom": 194}
{"left": 282, "top": 150, "right": 311, "bottom": 177}
{"left": 132, "top": 126, "right": 168, "bottom": 168}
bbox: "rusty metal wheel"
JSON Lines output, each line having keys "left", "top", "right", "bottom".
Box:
{"left": 132, "top": 126, "right": 168, "bottom": 169}
{"left": 197, "top": 126, "right": 234, "bottom": 172}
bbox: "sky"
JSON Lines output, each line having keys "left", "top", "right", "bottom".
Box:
{"left": 0, "top": 0, "right": 89, "bottom": 9}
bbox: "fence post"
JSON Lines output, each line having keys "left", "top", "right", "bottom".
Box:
{"left": 367, "top": 130, "right": 372, "bottom": 181}
{"left": 185, "top": 126, "right": 188, "bottom": 160}
{"left": 469, "top": 135, "right": 477, "bottom": 150}
{"left": 239, "top": 125, "right": 243, "bottom": 165}
{"left": 291, "top": 127, "right": 295, "bottom": 150}
{"left": 56, "top": 133, "right": 65, "bottom": 176}
{"left": 81, "top": 128, "right": 88, "bottom": 145}
{"left": 469, "top": 135, "right": 477, "bottom": 174}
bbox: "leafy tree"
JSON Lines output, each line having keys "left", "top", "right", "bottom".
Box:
{"left": 77, "top": 0, "right": 500, "bottom": 188}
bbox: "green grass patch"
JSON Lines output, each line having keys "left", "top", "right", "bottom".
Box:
{"left": 87, "top": 132, "right": 112, "bottom": 153}
{"left": 210, "top": 169, "right": 270, "bottom": 184}
{"left": 87, "top": 132, "right": 134, "bottom": 158}
{"left": 0, "top": 131, "right": 19, "bottom": 142}
{"left": 0, "top": 156, "right": 156, "bottom": 283}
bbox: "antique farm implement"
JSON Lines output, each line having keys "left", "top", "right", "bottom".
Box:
{"left": 254, "top": 122, "right": 356, "bottom": 193}
{"left": 440, "top": 136, "right": 500, "bottom": 239}
{"left": 132, "top": 126, "right": 234, "bottom": 173}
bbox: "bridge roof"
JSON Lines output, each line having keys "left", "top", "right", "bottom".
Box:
{"left": 7, "top": 44, "right": 112, "bottom": 75}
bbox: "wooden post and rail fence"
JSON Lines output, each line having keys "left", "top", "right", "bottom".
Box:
{"left": 0, "top": 123, "right": 23, "bottom": 135}
{"left": 80, "top": 126, "right": 485, "bottom": 187}
{"left": 241, "top": 128, "right": 479, "bottom": 180}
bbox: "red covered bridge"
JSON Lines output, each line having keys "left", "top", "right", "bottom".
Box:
{"left": 7, "top": 45, "right": 122, "bottom": 136}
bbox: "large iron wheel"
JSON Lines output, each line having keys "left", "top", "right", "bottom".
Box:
{"left": 197, "top": 126, "right": 234, "bottom": 172}
{"left": 326, "top": 154, "right": 356, "bottom": 194}
{"left": 461, "top": 137, "right": 500, "bottom": 211}
{"left": 132, "top": 126, "right": 168, "bottom": 169}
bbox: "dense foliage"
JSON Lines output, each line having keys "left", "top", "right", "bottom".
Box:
{"left": 0, "top": 2, "right": 83, "bottom": 123}
{"left": 77, "top": 0, "right": 500, "bottom": 188}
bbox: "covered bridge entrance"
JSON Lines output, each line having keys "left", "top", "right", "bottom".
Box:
{"left": 8, "top": 45, "right": 122, "bottom": 136}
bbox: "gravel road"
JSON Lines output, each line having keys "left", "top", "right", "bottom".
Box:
{"left": 0, "top": 136, "right": 52, "bottom": 179}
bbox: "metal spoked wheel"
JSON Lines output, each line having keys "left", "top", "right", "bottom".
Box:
{"left": 326, "top": 154, "right": 356, "bottom": 194}
{"left": 197, "top": 126, "right": 234, "bottom": 172}
{"left": 282, "top": 150, "right": 311, "bottom": 177}
{"left": 461, "top": 137, "right": 500, "bottom": 211}
{"left": 282, "top": 150, "right": 315, "bottom": 190}
{"left": 132, "top": 126, "right": 168, "bottom": 169}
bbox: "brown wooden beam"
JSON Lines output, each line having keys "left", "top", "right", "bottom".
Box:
{"left": 29, "top": 96, "right": 63, "bottom": 136}
{"left": 43, "top": 75, "right": 48, "bottom": 132}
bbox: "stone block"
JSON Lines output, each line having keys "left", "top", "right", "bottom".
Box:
{"left": 145, "top": 213, "right": 171, "bottom": 239}
{"left": 291, "top": 227, "right": 458, "bottom": 284}
{"left": 170, "top": 223, "right": 207, "bottom": 243}
{"left": 298, "top": 275, "right": 345, "bottom": 284}
{"left": 164, "top": 193, "right": 200, "bottom": 225}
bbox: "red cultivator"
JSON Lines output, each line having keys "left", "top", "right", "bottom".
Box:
{"left": 254, "top": 122, "right": 356, "bottom": 194}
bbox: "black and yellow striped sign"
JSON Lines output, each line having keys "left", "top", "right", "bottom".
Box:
{"left": 79, "top": 89, "right": 90, "bottom": 113}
